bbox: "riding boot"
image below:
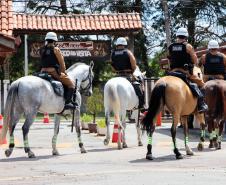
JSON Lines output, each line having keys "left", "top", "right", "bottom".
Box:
{"left": 64, "top": 88, "right": 77, "bottom": 109}
{"left": 133, "top": 83, "right": 144, "bottom": 109}
{"left": 197, "top": 96, "right": 208, "bottom": 113}
{"left": 190, "top": 83, "right": 208, "bottom": 113}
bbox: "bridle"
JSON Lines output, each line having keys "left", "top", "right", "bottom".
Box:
{"left": 80, "top": 66, "right": 93, "bottom": 94}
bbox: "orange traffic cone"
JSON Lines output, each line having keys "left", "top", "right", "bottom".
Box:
{"left": 0, "top": 114, "right": 7, "bottom": 144}
{"left": 142, "top": 111, "right": 161, "bottom": 127}
{"left": 43, "top": 113, "right": 50, "bottom": 124}
{"left": 112, "top": 123, "right": 122, "bottom": 143}
{"left": 156, "top": 112, "right": 162, "bottom": 127}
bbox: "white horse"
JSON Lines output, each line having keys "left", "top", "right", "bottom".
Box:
{"left": 0, "top": 62, "right": 94, "bottom": 158}
{"left": 103, "top": 67, "right": 145, "bottom": 149}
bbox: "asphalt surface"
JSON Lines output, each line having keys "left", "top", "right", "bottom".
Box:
{"left": 0, "top": 120, "right": 226, "bottom": 185}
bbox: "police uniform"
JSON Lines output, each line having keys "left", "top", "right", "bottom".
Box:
{"left": 168, "top": 42, "right": 205, "bottom": 87}
{"left": 40, "top": 44, "right": 75, "bottom": 89}
{"left": 202, "top": 52, "right": 226, "bottom": 82}
{"left": 111, "top": 47, "right": 144, "bottom": 109}
{"left": 111, "top": 48, "right": 134, "bottom": 75}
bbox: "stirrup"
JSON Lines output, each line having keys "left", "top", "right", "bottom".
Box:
{"left": 64, "top": 102, "right": 78, "bottom": 110}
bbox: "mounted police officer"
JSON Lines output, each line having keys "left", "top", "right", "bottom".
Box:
{"left": 111, "top": 37, "right": 144, "bottom": 109}
{"left": 168, "top": 27, "right": 208, "bottom": 113}
{"left": 40, "top": 32, "right": 75, "bottom": 108}
{"left": 200, "top": 40, "right": 226, "bottom": 82}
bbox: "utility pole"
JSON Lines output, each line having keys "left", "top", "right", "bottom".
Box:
{"left": 161, "top": 0, "right": 171, "bottom": 47}
{"left": 24, "top": 1, "right": 28, "bottom": 76}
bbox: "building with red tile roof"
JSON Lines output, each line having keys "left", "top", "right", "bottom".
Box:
{"left": 0, "top": 0, "right": 142, "bottom": 63}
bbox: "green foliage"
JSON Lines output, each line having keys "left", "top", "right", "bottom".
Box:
{"left": 81, "top": 113, "right": 93, "bottom": 123}
{"left": 148, "top": 51, "right": 165, "bottom": 77}
{"left": 87, "top": 87, "right": 104, "bottom": 123}
{"left": 97, "top": 119, "right": 106, "bottom": 128}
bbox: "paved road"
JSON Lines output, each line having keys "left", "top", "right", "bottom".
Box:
{"left": 0, "top": 121, "right": 226, "bottom": 185}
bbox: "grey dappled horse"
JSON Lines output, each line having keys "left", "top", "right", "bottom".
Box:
{"left": 0, "top": 62, "right": 94, "bottom": 158}
{"left": 104, "top": 67, "right": 145, "bottom": 149}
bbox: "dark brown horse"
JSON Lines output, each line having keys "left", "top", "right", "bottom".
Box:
{"left": 141, "top": 66, "right": 206, "bottom": 160}
{"left": 204, "top": 79, "right": 226, "bottom": 149}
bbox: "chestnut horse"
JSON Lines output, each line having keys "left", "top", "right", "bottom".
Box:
{"left": 204, "top": 79, "right": 226, "bottom": 149}
{"left": 142, "top": 66, "right": 206, "bottom": 160}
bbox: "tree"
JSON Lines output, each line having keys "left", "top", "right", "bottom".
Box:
{"left": 147, "top": 0, "right": 226, "bottom": 48}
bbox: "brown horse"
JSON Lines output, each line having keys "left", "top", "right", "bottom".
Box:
{"left": 204, "top": 79, "right": 226, "bottom": 149}
{"left": 142, "top": 66, "right": 206, "bottom": 160}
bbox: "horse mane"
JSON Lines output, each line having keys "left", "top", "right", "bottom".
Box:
{"left": 67, "top": 62, "right": 86, "bottom": 72}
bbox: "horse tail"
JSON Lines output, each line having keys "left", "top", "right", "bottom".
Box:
{"left": 0, "top": 81, "right": 20, "bottom": 144}
{"left": 142, "top": 82, "right": 166, "bottom": 133}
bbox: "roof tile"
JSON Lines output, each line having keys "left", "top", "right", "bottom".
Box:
{"left": 1, "top": 0, "right": 142, "bottom": 35}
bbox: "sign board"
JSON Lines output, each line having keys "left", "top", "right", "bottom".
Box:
{"left": 30, "top": 41, "right": 111, "bottom": 60}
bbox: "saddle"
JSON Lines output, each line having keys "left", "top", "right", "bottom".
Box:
{"left": 33, "top": 72, "right": 64, "bottom": 97}
{"left": 167, "top": 71, "right": 202, "bottom": 98}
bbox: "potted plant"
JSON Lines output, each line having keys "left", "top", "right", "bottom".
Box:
{"left": 87, "top": 88, "right": 104, "bottom": 133}
{"left": 97, "top": 119, "right": 107, "bottom": 136}
{"left": 81, "top": 113, "right": 92, "bottom": 130}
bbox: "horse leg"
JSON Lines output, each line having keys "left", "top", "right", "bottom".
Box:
{"left": 5, "top": 120, "right": 18, "bottom": 157}
{"left": 121, "top": 111, "right": 128, "bottom": 148}
{"left": 207, "top": 118, "right": 214, "bottom": 148}
{"left": 181, "top": 116, "right": 193, "bottom": 156}
{"left": 22, "top": 113, "right": 36, "bottom": 158}
{"left": 134, "top": 110, "right": 143, "bottom": 146}
{"left": 171, "top": 116, "right": 183, "bottom": 159}
{"left": 74, "top": 109, "right": 86, "bottom": 153}
{"left": 195, "top": 113, "right": 206, "bottom": 151}
{"left": 117, "top": 115, "right": 123, "bottom": 150}
{"left": 146, "top": 125, "right": 155, "bottom": 160}
{"left": 212, "top": 120, "right": 219, "bottom": 149}
{"left": 216, "top": 120, "right": 224, "bottom": 150}
{"left": 104, "top": 111, "right": 111, "bottom": 145}
{"left": 52, "top": 114, "right": 61, "bottom": 155}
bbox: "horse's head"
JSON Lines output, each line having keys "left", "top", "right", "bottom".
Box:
{"left": 133, "top": 66, "right": 146, "bottom": 83}
{"left": 67, "top": 61, "right": 94, "bottom": 96}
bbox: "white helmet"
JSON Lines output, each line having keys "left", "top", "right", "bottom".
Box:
{"left": 208, "top": 40, "right": 219, "bottom": 49}
{"left": 45, "top": 32, "right": 58, "bottom": 41}
{"left": 115, "top": 37, "right": 127, "bottom": 46}
{"left": 176, "top": 27, "right": 189, "bottom": 37}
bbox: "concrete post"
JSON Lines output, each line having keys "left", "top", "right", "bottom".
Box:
{"left": 3, "top": 79, "right": 10, "bottom": 108}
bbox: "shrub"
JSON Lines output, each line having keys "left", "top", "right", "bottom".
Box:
{"left": 87, "top": 87, "right": 104, "bottom": 123}
{"left": 97, "top": 119, "right": 106, "bottom": 128}
{"left": 81, "top": 113, "right": 92, "bottom": 123}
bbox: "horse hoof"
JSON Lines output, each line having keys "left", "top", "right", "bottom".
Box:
{"left": 103, "top": 139, "right": 109, "bottom": 146}
{"left": 118, "top": 145, "right": 123, "bottom": 150}
{"left": 138, "top": 141, "right": 143, "bottom": 146}
{"left": 186, "top": 151, "right": 194, "bottom": 156}
{"left": 197, "top": 143, "right": 204, "bottom": 151}
{"left": 176, "top": 154, "right": 183, "bottom": 160}
{"left": 217, "top": 142, "right": 221, "bottom": 150}
{"left": 209, "top": 143, "right": 214, "bottom": 149}
{"left": 52, "top": 150, "right": 60, "bottom": 156}
{"left": 214, "top": 142, "right": 219, "bottom": 149}
{"left": 123, "top": 143, "right": 128, "bottom": 148}
{"left": 28, "top": 151, "right": 36, "bottom": 158}
{"left": 81, "top": 148, "right": 87, "bottom": 153}
{"left": 5, "top": 149, "right": 12, "bottom": 157}
{"left": 146, "top": 154, "right": 153, "bottom": 160}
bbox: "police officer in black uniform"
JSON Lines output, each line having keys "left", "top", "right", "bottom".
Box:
{"left": 111, "top": 37, "right": 144, "bottom": 109}
{"left": 200, "top": 40, "right": 226, "bottom": 82}
{"left": 168, "top": 27, "right": 208, "bottom": 113}
{"left": 40, "top": 32, "right": 75, "bottom": 109}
